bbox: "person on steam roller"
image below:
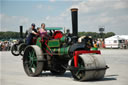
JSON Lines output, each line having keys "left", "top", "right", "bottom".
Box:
{"left": 39, "top": 23, "right": 47, "bottom": 38}
{"left": 26, "top": 23, "right": 38, "bottom": 45}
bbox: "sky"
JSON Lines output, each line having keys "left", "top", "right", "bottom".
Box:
{"left": 0, "top": 0, "right": 128, "bottom": 35}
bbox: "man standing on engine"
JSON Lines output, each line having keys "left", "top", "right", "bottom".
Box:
{"left": 26, "top": 23, "right": 38, "bottom": 45}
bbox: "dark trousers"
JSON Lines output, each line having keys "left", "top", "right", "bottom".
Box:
{"left": 26, "top": 35, "right": 33, "bottom": 45}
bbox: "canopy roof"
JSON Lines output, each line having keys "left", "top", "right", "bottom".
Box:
{"left": 105, "top": 35, "right": 126, "bottom": 41}
{"left": 45, "top": 27, "right": 63, "bottom": 30}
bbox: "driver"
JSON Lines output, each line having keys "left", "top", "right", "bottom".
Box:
{"left": 26, "top": 23, "right": 38, "bottom": 45}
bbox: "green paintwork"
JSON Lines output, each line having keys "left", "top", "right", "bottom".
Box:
{"left": 28, "top": 50, "right": 37, "bottom": 72}
{"left": 48, "top": 39, "right": 60, "bottom": 47}
{"left": 51, "top": 46, "right": 70, "bottom": 55}
{"left": 60, "top": 36, "right": 66, "bottom": 43}
{"left": 60, "top": 46, "right": 70, "bottom": 55}
{"left": 45, "top": 27, "right": 63, "bottom": 30}
{"left": 36, "top": 37, "right": 42, "bottom": 48}
{"left": 91, "top": 47, "right": 98, "bottom": 50}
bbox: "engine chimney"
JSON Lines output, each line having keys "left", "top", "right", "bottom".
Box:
{"left": 71, "top": 8, "right": 78, "bottom": 36}
{"left": 20, "top": 26, "right": 23, "bottom": 38}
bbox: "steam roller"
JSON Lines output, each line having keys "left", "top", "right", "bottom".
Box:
{"left": 11, "top": 8, "right": 108, "bottom": 81}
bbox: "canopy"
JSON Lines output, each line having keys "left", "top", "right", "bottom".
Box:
{"left": 45, "top": 27, "right": 63, "bottom": 30}
{"left": 105, "top": 35, "right": 125, "bottom": 41}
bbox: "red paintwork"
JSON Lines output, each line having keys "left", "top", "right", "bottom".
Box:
{"left": 52, "top": 31, "right": 63, "bottom": 39}
{"left": 44, "top": 41, "right": 53, "bottom": 56}
{"left": 32, "top": 37, "right": 37, "bottom": 45}
{"left": 74, "top": 50, "right": 101, "bottom": 67}
{"left": 38, "top": 31, "right": 63, "bottom": 56}
{"left": 40, "top": 37, "right": 53, "bottom": 56}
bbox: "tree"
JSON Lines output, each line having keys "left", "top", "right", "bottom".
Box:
{"left": 78, "top": 32, "right": 115, "bottom": 39}
{"left": 104, "top": 32, "right": 115, "bottom": 38}
{"left": 0, "top": 31, "right": 24, "bottom": 40}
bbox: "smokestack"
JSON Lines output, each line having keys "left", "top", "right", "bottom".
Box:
{"left": 71, "top": 8, "right": 78, "bottom": 36}
{"left": 20, "top": 26, "right": 23, "bottom": 38}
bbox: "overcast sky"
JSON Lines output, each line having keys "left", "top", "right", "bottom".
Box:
{"left": 0, "top": 0, "right": 128, "bottom": 35}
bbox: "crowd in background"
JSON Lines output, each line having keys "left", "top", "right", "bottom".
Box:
{"left": 93, "top": 39, "right": 128, "bottom": 49}
{"left": 93, "top": 39, "right": 105, "bottom": 48}
{"left": 0, "top": 40, "right": 17, "bottom": 51}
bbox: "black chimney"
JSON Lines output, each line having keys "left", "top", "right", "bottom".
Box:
{"left": 71, "top": 8, "right": 78, "bottom": 36}
{"left": 20, "top": 26, "right": 23, "bottom": 38}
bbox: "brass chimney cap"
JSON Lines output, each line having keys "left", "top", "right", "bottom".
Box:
{"left": 71, "top": 8, "right": 78, "bottom": 12}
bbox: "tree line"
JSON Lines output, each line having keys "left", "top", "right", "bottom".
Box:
{"left": 0, "top": 31, "right": 115, "bottom": 40}
{"left": 0, "top": 31, "right": 23, "bottom": 40}
{"left": 78, "top": 32, "right": 115, "bottom": 39}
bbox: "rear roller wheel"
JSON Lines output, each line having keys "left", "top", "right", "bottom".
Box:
{"left": 23, "top": 45, "right": 44, "bottom": 76}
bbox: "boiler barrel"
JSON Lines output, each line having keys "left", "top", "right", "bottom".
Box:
{"left": 51, "top": 47, "right": 70, "bottom": 57}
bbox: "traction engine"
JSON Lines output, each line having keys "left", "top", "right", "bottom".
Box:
{"left": 11, "top": 8, "right": 108, "bottom": 81}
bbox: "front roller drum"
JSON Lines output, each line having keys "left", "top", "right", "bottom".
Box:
{"left": 70, "top": 54, "right": 107, "bottom": 81}
{"left": 23, "top": 45, "right": 44, "bottom": 76}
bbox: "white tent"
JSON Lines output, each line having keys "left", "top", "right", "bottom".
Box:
{"left": 117, "top": 35, "right": 128, "bottom": 40}
{"left": 105, "top": 35, "right": 126, "bottom": 48}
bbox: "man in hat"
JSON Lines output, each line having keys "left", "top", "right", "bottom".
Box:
{"left": 26, "top": 23, "right": 38, "bottom": 45}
